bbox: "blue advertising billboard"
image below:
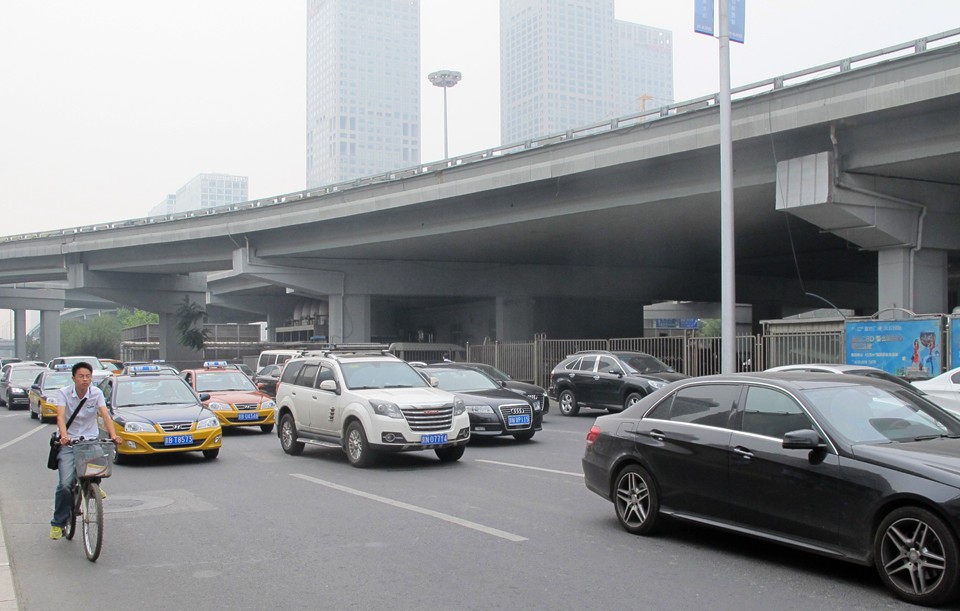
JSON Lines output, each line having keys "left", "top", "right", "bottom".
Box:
{"left": 950, "top": 316, "right": 960, "bottom": 370}
{"left": 845, "top": 318, "right": 943, "bottom": 378}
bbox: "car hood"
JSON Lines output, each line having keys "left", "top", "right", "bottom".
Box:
{"left": 453, "top": 388, "right": 532, "bottom": 406}
{"left": 503, "top": 380, "right": 545, "bottom": 395}
{"left": 354, "top": 386, "right": 456, "bottom": 407}
{"left": 852, "top": 439, "right": 960, "bottom": 487}
{"left": 112, "top": 403, "right": 213, "bottom": 424}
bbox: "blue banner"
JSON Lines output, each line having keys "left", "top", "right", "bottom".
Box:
{"left": 694, "top": 0, "right": 714, "bottom": 36}
{"left": 845, "top": 319, "right": 943, "bottom": 378}
{"left": 951, "top": 317, "right": 960, "bottom": 370}
{"left": 729, "top": 0, "right": 745, "bottom": 43}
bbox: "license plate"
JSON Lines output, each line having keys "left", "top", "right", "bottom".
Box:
{"left": 237, "top": 412, "right": 259, "bottom": 421}
{"left": 164, "top": 435, "right": 194, "bottom": 446}
{"left": 508, "top": 414, "right": 531, "bottom": 426}
{"left": 421, "top": 433, "right": 447, "bottom": 445}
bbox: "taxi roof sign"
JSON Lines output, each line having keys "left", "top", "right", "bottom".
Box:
{"left": 203, "top": 360, "right": 228, "bottom": 368}
{"left": 129, "top": 365, "right": 161, "bottom": 374}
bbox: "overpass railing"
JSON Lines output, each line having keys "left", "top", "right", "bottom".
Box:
{"left": 3, "top": 28, "right": 958, "bottom": 244}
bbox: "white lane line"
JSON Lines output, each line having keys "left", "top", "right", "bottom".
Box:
{"left": 291, "top": 473, "right": 527, "bottom": 542}
{"left": 475, "top": 459, "right": 583, "bottom": 478}
{"left": 0, "top": 424, "right": 47, "bottom": 451}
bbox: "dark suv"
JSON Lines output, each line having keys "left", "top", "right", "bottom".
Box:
{"left": 549, "top": 350, "right": 686, "bottom": 416}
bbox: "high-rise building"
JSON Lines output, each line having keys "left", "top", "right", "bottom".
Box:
{"left": 306, "top": 0, "right": 421, "bottom": 189}
{"left": 148, "top": 174, "right": 248, "bottom": 216}
{"left": 499, "top": 0, "right": 673, "bottom": 145}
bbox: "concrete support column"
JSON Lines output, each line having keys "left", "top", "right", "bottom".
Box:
{"left": 266, "top": 312, "right": 284, "bottom": 342}
{"left": 495, "top": 297, "right": 535, "bottom": 341}
{"left": 40, "top": 310, "right": 61, "bottom": 363}
{"left": 328, "top": 295, "right": 370, "bottom": 343}
{"left": 158, "top": 311, "right": 204, "bottom": 367}
{"left": 878, "top": 247, "right": 947, "bottom": 315}
{"left": 13, "top": 310, "right": 26, "bottom": 359}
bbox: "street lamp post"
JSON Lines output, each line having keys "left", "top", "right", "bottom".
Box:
{"left": 428, "top": 69, "right": 462, "bottom": 160}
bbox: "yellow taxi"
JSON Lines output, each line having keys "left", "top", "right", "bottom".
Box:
{"left": 96, "top": 366, "right": 222, "bottom": 463}
{"left": 179, "top": 361, "right": 276, "bottom": 433}
{"left": 29, "top": 367, "right": 73, "bottom": 423}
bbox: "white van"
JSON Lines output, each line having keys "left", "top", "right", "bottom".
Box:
{"left": 256, "top": 350, "right": 303, "bottom": 371}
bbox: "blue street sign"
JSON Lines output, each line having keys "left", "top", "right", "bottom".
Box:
{"left": 694, "top": 0, "right": 714, "bottom": 36}
{"left": 729, "top": 0, "right": 746, "bottom": 43}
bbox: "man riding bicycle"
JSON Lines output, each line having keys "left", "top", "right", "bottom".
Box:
{"left": 49, "top": 362, "right": 121, "bottom": 540}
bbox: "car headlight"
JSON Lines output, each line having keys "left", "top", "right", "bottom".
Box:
{"left": 10, "top": 387, "right": 25, "bottom": 395}
{"left": 370, "top": 399, "right": 403, "bottom": 419}
{"left": 197, "top": 417, "right": 219, "bottom": 430}
{"left": 453, "top": 396, "right": 466, "bottom": 416}
{"left": 466, "top": 405, "right": 494, "bottom": 414}
{"left": 208, "top": 401, "right": 232, "bottom": 411}
{"left": 647, "top": 380, "right": 667, "bottom": 390}
{"left": 261, "top": 400, "right": 276, "bottom": 410}
{"left": 124, "top": 421, "right": 156, "bottom": 433}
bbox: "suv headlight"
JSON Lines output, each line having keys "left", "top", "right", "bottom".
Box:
{"left": 197, "top": 417, "right": 219, "bottom": 430}
{"left": 370, "top": 399, "right": 403, "bottom": 419}
{"left": 466, "top": 405, "right": 494, "bottom": 414}
{"left": 208, "top": 401, "right": 231, "bottom": 411}
{"left": 647, "top": 380, "right": 667, "bottom": 390}
{"left": 124, "top": 421, "right": 156, "bottom": 433}
{"left": 453, "top": 396, "right": 466, "bottom": 416}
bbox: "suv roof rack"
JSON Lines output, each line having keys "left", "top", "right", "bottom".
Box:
{"left": 299, "top": 343, "right": 394, "bottom": 358}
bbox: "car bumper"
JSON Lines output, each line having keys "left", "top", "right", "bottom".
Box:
{"left": 116, "top": 428, "right": 223, "bottom": 455}
{"left": 467, "top": 411, "right": 542, "bottom": 436}
{"left": 7, "top": 395, "right": 29, "bottom": 408}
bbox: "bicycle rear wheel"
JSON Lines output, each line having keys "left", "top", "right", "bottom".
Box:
{"left": 81, "top": 482, "right": 103, "bottom": 561}
{"left": 64, "top": 485, "right": 79, "bottom": 541}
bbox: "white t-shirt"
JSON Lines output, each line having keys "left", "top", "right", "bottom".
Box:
{"left": 54, "top": 384, "right": 106, "bottom": 440}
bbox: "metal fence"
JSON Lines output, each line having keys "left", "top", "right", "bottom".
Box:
{"left": 466, "top": 330, "right": 845, "bottom": 388}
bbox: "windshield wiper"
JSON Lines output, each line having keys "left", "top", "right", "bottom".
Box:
{"left": 913, "top": 434, "right": 958, "bottom": 441}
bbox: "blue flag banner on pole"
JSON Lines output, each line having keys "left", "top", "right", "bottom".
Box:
{"left": 694, "top": 0, "right": 714, "bottom": 36}
{"left": 729, "top": 0, "right": 746, "bottom": 43}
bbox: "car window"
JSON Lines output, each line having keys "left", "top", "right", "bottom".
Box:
{"left": 575, "top": 356, "right": 597, "bottom": 372}
{"left": 296, "top": 363, "right": 320, "bottom": 387}
{"left": 951, "top": 371, "right": 960, "bottom": 385}
{"left": 114, "top": 378, "right": 198, "bottom": 407}
{"left": 314, "top": 366, "right": 335, "bottom": 388}
{"left": 280, "top": 361, "right": 305, "bottom": 384}
{"left": 341, "top": 361, "right": 428, "bottom": 390}
{"left": 195, "top": 371, "right": 257, "bottom": 392}
{"left": 430, "top": 368, "right": 499, "bottom": 392}
{"left": 740, "top": 386, "right": 813, "bottom": 439}
{"left": 646, "top": 384, "right": 738, "bottom": 428}
{"left": 597, "top": 357, "right": 619, "bottom": 374}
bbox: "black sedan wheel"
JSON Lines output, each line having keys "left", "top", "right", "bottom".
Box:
{"left": 875, "top": 506, "right": 960, "bottom": 606}
{"left": 558, "top": 389, "right": 579, "bottom": 416}
{"left": 614, "top": 465, "right": 661, "bottom": 535}
{"left": 623, "top": 392, "right": 643, "bottom": 411}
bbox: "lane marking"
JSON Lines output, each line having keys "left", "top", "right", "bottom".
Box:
{"left": 0, "top": 424, "right": 47, "bottom": 451}
{"left": 291, "top": 473, "right": 527, "bottom": 542}
{"left": 475, "top": 459, "right": 583, "bottom": 478}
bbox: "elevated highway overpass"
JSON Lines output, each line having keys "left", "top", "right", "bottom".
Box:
{"left": 3, "top": 30, "right": 960, "bottom": 362}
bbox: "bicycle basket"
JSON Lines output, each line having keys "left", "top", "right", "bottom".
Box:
{"left": 73, "top": 441, "right": 115, "bottom": 478}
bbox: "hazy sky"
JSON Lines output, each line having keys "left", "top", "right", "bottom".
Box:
{"left": 1, "top": 1, "right": 958, "bottom": 237}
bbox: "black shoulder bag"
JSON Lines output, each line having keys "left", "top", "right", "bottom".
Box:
{"left": 46, "top": 398, "right": 87, "bottom": 470}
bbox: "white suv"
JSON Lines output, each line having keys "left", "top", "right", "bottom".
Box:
{"left": 274, "top": 346, "right": 470, "bottom": 467}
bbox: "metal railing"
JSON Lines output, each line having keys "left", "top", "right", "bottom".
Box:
{"left": 3, "top": 28, "right": 957, "bottom": 243}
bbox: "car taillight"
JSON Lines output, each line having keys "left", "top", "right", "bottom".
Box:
{"left": 586, "top": 425, "right": 601, "bottom": 445}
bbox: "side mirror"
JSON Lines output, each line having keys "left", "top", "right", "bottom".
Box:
{"left": 319, "top": 379, "right": 339, "bottom": 394}
{"left": 199, "top": 393, "right": 211, "bottom": 402}
{"left": 31, "top": 383, "right": 40, "bottom": 391}
{"left": 428, "top": 376, "right": 440, "bottom": 388}
{"left": 782, "top": 428, "right": 825, "bottom": 449}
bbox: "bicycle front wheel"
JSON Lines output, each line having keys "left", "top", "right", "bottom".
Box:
{"left": 81, "top": 482, "right": 104, "bottom": 561}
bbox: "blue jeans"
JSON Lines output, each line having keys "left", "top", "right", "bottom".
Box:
{"left": 51, "top": 445, "right": 76, "bottom": 528}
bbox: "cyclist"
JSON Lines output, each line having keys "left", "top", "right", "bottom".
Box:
{"left": 49, "top": 362, "right": 121, "bottom": 541}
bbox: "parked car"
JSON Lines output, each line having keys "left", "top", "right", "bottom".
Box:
{"left": 430, "top": 361, "right": 549, "bottom": 413}
{"left": 418, "top": 364, "right": 541, "bottom": 441}
{"left": 767, "top": 363, "right": 960, "bottom": 415}
{"left": 582, "top": 371, "right": 960, "bottom": 606}
{"left": 254, "top": 363, "right": 283, "bottom": 396}
{"left": 549, "top": 350, "right": 686, "bottom": 416}
{"left": 0, "top": 364, "right": 47, "bottom": 409}
{"left": 913, "top": 366, "right": 960, "bottom": 404}
{"left": 180, "top": 361, "right": 276, "bottom": 433}
{"left": 29, "top": 368, "right": 74, "bottom": 422}
{"left": 274, "top": 345, "right": 470, "bottom": 467}
{"left": 98, "top": 366, "right": 222, "bottom": 463}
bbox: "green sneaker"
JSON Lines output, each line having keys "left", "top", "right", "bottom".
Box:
{"left": 99, "top": 487, "right": 107, "bottom": 500}
{"left": 49, "top": 526, "right": 63, "bottom": 540}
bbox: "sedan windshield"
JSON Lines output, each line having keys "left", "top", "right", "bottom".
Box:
{"left": 10, "top": 368, "right": 45, "bottom": 384}
{"left": 42, "top": 372, "right": 73, "bottom": 390}
{"left": 115, "top": 379, "right": 199, "bottom": 407}
{"left": 429, "top": 369, "right": 499, "bottom": 392}
{"left": 804, "top": 385, "right": 960, "bottom": 444}
{"left": 195, "top": 371, "right": 257, "bottom": 392}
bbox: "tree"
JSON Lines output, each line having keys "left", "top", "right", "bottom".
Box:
{"left": 117, "top": 308, "right": 159, "bottom": 328}
{"left": 60, "top": 314, "right": 122, "bottom": 357}
{"left": 175, "top": 296, "right": 209, "bottom": 351}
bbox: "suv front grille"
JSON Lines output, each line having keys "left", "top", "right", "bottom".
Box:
{"left": 158, "top": 421, "right": 194, "bottom": 432}
{"left": 401, "top": 405, "right": 454, "bottom": 432}
{"left": 497, "top": 403, "right": 533, "bottom": 429}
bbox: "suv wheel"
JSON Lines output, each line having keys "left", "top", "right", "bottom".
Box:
{"left": 435, "top": 444, "right": 465, "bottom": 462}
{"left": 558, "top": 389, "right": 580, "bottom": 416}
{"left": 279, "top": 413, "right": 305, "bottom": 456}
{"left": 345, "top": 421, "right": 376, "bottom": 468}
{"left": 622, "top": 392, "right": 644, "bottom": 411}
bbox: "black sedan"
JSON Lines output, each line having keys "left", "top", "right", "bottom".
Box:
{"left": 582, "top": 372, "right": 960, "bottom": 606}
{"left": 430, "top": 361, "right": 549, "bottom": 413}
{"left": 421, "top": 365, "right": 542, "bottom": 441}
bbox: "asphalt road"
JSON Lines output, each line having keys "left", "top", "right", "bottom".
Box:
{"left": 0, "top": 408, "right": 938, "bottom": 610}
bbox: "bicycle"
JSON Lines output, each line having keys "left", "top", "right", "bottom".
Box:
{"left": 62, "top": 438, "right": 116, "bottom": 562}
